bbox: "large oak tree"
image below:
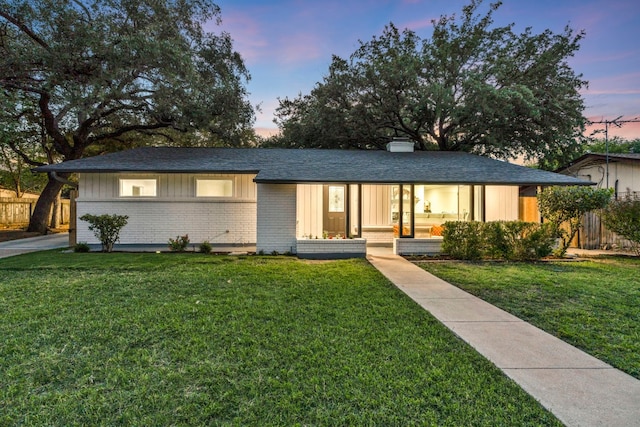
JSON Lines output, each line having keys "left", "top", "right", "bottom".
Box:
{"left": 0, "top": 0, "right": 254, "bottom": 232}
{"left": 272, "top": 0, "right": 587, "bottom": 168}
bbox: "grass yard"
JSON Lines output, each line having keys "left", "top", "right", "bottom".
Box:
{"left": 419, "top": 257, "right": 640, "bottom": 380}
{"left": 0, "top": 252, "right": 562, "bottom": 426}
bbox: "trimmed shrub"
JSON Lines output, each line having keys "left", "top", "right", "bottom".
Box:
{"left": 442, "top": 221, "right": 555, "bottom": 261}
{"left": 501, "top": 221, "right": 555, "bottom": 261}
{"left": 79, "top": 213, "right": 129, "bottom": 253}
{"left": 168, "top": 234, "right": 190, "bottom": 252}
{"left": 441, "top": 221, "right": 484, "bottom": 260}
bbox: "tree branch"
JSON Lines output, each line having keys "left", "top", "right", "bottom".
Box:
{"left": 87, "top": 122, "right": 173, "bottom": 144}
{"left": 0, "top": 10, "right": 50, "bottom": 51}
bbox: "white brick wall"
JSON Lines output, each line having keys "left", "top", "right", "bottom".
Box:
{"left": 76, "top": 200, "right": 256, "bottom": 245}
{"left": 296, "top": 238, "right": 366, "bottom": 259}
{"left": 394, "top": 238, "right": 443, "bottom": 255}
{"left": 256, "top": 183, "right": 297, "bottom": 254}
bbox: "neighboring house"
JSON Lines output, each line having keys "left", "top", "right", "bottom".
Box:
{"left": 37, "top": 141, "right": 590, "bottom": 257}
{"left": 557, "top": 152, "right": 640, "bottom": 250}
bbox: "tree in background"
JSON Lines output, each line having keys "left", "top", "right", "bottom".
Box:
{"left": 0, "top": 0, "right": 255, "bottom": 233}
{"left": 0, "top": 145, "right": 48, "bottom": 198}
{"left": 583, "top": 137, "right": 640, "bottom": 155}
{"left": 537, "top": 186, "right": 612, "bottom": 256}
{"left": 271, "top": 0, "right": 587, "bottom": 168}
{"left": 0, "top": 92, "right": 49, "bottom": 198}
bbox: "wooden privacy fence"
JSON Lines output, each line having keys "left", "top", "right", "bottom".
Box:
{"left": 576, "top": 211, "right": 634, "bottom": 251}
{"left": 0, "top": 197, "right": 70, "bottom": 227}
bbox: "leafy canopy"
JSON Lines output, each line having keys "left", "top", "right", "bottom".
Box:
{"left": 272, "top": 0, "right": 587, "bottom": 167}
{"left": 0, "top": 0, "right": 254, "bottom": 156}
{"left": 1, "top": 0, "right": 254, "bottom": 232}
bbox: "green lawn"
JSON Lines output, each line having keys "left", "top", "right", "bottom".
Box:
{"left": 0, "top": 252, "right": 561, "bottom": 426}
{"left": 419, "top": 257, "right": 640, "bottom": 379}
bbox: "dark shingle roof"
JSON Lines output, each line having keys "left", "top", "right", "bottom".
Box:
{"left": 36, "top": 147, "right": 592, "bottom": 186}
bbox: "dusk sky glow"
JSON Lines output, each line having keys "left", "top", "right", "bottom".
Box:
{"left": 215, "top": 0, "right": 640, "bottom": 140}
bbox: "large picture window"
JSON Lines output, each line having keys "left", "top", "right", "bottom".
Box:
{"left": 196, "top": 179, "right": 233, "bottom": 197}
{"left": 120, "top": 179, "right": 157, "bottom": 197}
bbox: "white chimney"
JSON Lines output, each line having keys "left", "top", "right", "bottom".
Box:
{"left": 386, "top": 137, "right": 415, "bottom": 152}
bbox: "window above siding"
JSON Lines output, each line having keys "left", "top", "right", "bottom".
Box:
{"left": 196, "top": 179, "right": 233, "bottom": 197}
{"left": 120, "top": 179, "right": 157, "bottom": 197}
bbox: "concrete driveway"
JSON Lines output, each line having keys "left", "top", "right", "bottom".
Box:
{"left": 0, "top": 233, "right": 69, "bottom": 259}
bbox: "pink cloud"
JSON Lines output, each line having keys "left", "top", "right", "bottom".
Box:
{"left": 400, "top": 17, "right": 436, "bottom": 32}
{"left": 585, "top": 120, "right": 640, "bottom": 140}
{"left": 215, "top": 11, "right": 269, "bottom": 64}
{"left": 275, "top": 33, "right": 324, "bottom": 64}
{"left": 583, "top": 72, "right": 640, "bottom": 95}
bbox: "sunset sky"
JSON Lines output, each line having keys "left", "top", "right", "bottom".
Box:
{"left": 214, "top": 0, "right": 640, "bottom": 140}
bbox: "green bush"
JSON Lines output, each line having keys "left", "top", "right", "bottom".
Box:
{"left": 601, "top": 193, "right": 640, "bottom": 255}
{"left": 537, "top": 186, "right": 612, "bottom": 256}
{"left": 441, "top": 221, "right": 484, "bottom": 260}
{"left": 73, "top": 242, "right": 91, "bottom": 253}
{"left": 482, "top": 221, "right": 510, "bottom": 260}
{"left": 442, "top": 221, "right": 555, "bottom": 261}
{"left": 79, "top": 213, "right": 129, "bottom": 252}
{"left": 199, "top": 240, "right": 212, "bottom": 254}
{"left": 168, "top": 234, "right": 190, "bottom": 252}
{"left": 502, "top": 221, "right": 555, "bottom": 261}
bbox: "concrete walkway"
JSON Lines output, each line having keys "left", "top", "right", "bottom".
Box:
{"left": 367, "top": 252, "right": 640, "bottom": 427}
{"left": 0, "top": 233, "right": 69, "bottom": 259}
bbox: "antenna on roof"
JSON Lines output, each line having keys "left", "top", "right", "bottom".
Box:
{"left": 587, "top": 116, "right": 640, "bottom": 187}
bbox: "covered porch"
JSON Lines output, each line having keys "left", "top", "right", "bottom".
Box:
{"left": 294, "top": 182, "right": 520, "bottom": 257}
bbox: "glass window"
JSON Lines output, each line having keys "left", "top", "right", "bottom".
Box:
{"left": 120, "top": 179, "right": 157, "bottom": 197}
{"left": 196, "top": 179, "right": 233, "bottom": 197}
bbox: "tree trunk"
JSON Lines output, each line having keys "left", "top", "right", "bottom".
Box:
{"left": 27, "top": 174, "right": 66, "bottom": 233}
{"left": 50, "top": 191, "right": 61, "bottom": 229}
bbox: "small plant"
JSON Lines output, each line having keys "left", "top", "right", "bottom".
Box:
{"left": 199, "top": 240, "right": 212, "bottom": 254}
{"left": 322, "top": 230, "right": 328, "bottom": 239}
{"left": 73, "top": 242, "right": 91, "bottom": 253}
{"left": 168, "top": 234, "right": 190, "bottom": 252}
{"left": 79, "top": 213, "right": 129, "bottom": 253}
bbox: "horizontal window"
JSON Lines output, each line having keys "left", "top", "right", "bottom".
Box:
{"left": 196, "top": 179, "right": 233, "bottom": 197}
{"left": 120, "top": 179, "right": 157, "bottom": 197}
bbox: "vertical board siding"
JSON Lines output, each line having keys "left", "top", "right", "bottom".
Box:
{"left": 485, "top": 186, "right": 519, "bottom": 221}
{"left": 297, "top": 184, "right": 323, "bottom": 238}
{"left": 362, "top": 184, "right": 391, "bottom": 226}
{"left": 80, "top": 173, "right": 257, "bottom": 200}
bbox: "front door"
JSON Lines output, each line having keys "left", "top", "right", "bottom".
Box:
{"left": 323, "top": 185, "right": 347, "bottom": 237}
